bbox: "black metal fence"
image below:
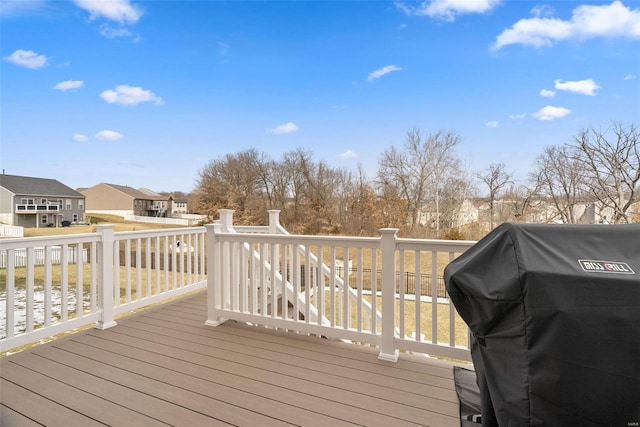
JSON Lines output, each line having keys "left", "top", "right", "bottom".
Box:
{"left": 107, "top": 250, "right": 448, "bottom": 298}
{"left": 300, "top": 266, "right": 448, "bottom": 299}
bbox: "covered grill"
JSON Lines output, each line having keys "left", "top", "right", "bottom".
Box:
{"left": 445, "top": 223, "right": 640, "bottom": 426}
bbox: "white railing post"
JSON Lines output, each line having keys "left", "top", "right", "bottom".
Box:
{"left": 219, "top": 209, "right": 235, "bottom": 232}
{"left": 378, "top": 228, "right": 399, "bottom": 362}
{"left": 268, "top": 210, "right": 280, "bottom": 233}
{"left": 205, "top": 221, "right": 226, "bottom": 326}
{"left": 95, "top": 224, "right": 117, "bottom": 330}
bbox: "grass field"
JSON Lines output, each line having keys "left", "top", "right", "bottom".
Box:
{"left": 21, "top": 214, "right": 186, "bottom": 238}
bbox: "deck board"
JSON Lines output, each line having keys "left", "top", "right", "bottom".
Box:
{"left": 0, "top": 404, "right": 41, "bottom": 427}
{"left": 1, "top": 291, "right": 469, "bottom": 427}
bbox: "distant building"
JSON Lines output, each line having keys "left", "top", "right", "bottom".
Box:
{"left": 172, "top": 199, "right": 189, "bottom": 215}
{"left": 80, "top": 183, "right": 157, "bottom": 217}
{"left": 137, "top": 187, "right": 171, "bottom": 217}
{"left": 0, "top": 173, "right": 85, "bottom": 228}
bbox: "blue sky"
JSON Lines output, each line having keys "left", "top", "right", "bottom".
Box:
{"left": 1, "top": 0, "right": 639, "bottom": 193}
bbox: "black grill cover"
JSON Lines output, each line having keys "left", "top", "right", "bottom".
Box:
{"left": 444, "top": 223, "right": 640, "bottom": 426}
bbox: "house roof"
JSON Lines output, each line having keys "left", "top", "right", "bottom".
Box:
{"left": 137, "top": 187, "right": 169, "bottom": 200}
{"left": 99, "top": 183, "right": 155, "bottom": 200}
{"left": 0, "top": 174, "right": 84, "bottom": 198}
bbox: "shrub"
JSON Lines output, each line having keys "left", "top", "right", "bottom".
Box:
{"left": 443, "top": 229, "right": 465, "bottom": 240}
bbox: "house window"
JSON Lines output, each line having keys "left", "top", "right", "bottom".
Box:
{"left": 65, "top": 199, "right": 71, "bottom": 210}
{"left": 78, "top": 200, "right": 84, "bottom": 210}
{"left": 41, "top": 198, "right": 47, "bottom": 204}
{"left": 41, "top": 214, "right": 48, "bottom": 224}
{"left": 73, "top": 214, "right": 78, "bottom": 222}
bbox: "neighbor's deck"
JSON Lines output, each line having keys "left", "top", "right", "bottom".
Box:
{"left": 1, "top": 292, "right": 467, "bottom": 426}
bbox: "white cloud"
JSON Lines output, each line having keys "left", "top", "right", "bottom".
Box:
{"left": 95, "top": 130, "right": 123, "bottom": 141}
{"left": 485, "top": 121, "right": 499, "bottom": 128}
{"left": 532, "top": 105, "right": 571, "bottom": 121}
{"left": 531, "top": 5, "right": 555, "bottom": 18}
{"left": 73, "top": 133, "right": 88, "bottom": 142}
{"left": 73, "top": 0, "right": 143, "bottom": 24}
{"left": 270, "top": 122, "right": 299, "bottom": 134}
{"left": 540, "top": 89, "right": 556, "bottom": 97}
{"left": 53, "top": 80, "right": 84, "bottom": 91}
{"left": 367, "top": 65, "right": 405, "bottom": 82}
{"left": 624, "top": 74, "right": 637, "bottom": 80}
{"left": 100, "top": 85, "right": 163, "bottom": 106}
{"left": 99, "top": 24, "right": 137, "bottom": 40}
{"left": 554, "top": 78, "right": 600, "bottom": 95}
{"left": 3, "top": 49, "right": 47, "bottom": 69}
{"left": 510, "top": 113, "right": 527, "bottom": 120}
{"left": 0, "top": 0, "right": 47, "bottom": 17}
{"left": 338, "top": 150, "right": 358, "bottom": 159}
{"left": 493, "top": 1, "right": 640, "bottom": 50}
{"left": 397, "top": 0, "right": 502, "bottom": 21}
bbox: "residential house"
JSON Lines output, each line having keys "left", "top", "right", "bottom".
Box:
{"left": 80, "top": 183, "right": 157, "bottom": 217}
{"left": 0, "top": 173, "right": 85, "bottom": 228}
{"left": 171, "top": 199, "right": 189, "bottom": 215}
{"left": 138, "top": 187, "right": 171, "bottom": 217}
{"left": 138, "top": 188, "right": 190, "bottom": 217}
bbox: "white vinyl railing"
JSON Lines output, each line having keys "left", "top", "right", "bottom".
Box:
{"left": 2, "top": 210, "right": 474, "bottom": 361}
{"left": 124, "top": 214, "right": 202, "bottom": 227}
{"left": 0, "top": 246, "right": 87, "bottom": 268}
{"left": 206, "top": 210, "right": 474, "bottom": 362}
{"left": 0, "top": 225, "right": 207, "bottom": 352}
{"left": 0, "top": 224, "right": 23, "bottom": 238}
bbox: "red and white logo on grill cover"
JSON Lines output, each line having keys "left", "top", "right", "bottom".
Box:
{"left": 579, "top": 259, "right": 635, "bottom": 274}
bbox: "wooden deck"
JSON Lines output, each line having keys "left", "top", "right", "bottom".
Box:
{"left": 1, "top": 292, "right": 469, "bottom": 426}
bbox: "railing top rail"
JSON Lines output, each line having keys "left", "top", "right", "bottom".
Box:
{"left": 396, "top": 237, "right": 476, "bottom": 253}
{"left": 217, "top": 227, "right": 476, "bottom": 253}
{"left": 0, "top": 233, "right": 100, "bottom": 249}
{"left": 113, "top": 226, "right": 206, "bottom": 240}
{"left": 232, "top": 225, "right": 270, "bottom": 234}
{"left": 214, "top": 231, "right": 380, "bottom": 248}
{"left": 0, "top": 226, "right": 209, "bottom": 249}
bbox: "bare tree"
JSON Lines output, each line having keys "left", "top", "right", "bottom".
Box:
{"left": 439, "top": 172, "right": 475, "bottom": 232}
{"left": 377, "top": 143, "right": 415, "bottom": 227}
{"left": 532, "top": 145, "right": 588, "bottom": 224}
{"left": 572, "top": 122, "right": 639, "bottom": 223}
{"left": 477, "top": 163, "right": 512, "bottom": 229}
{"left": 377, "top": 127, "right": 461, "bottom": 235}
{"left": 503, "top": 182, "right": 542, "bottom": 223}
{"left": 278, "top": 148, "right": 346, "bottom": 234}
{"left": 193, "top": 148, "right": 267, "bottom": 223}
{"left": 277, "top": 148, "right": 310, "bottom": 227}
{"left": 376, "top": 176, "right": 407, "bottom": 229}
{"left": 339, "top": 165, "right": 383, "bottom": 235}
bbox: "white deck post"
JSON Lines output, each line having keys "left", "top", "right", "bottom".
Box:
{"left": 95, "top": 224, "right": 117, "bottom": 330}
{"left": 219, "top": 209, "right": 235, "bottom": 232}
{"left": 378, "top": 228, "right": 399, "bottom": 362}
{"left": 268, "top": 210, "right": 280, "bottom": 233}
{"left": 205, "top": 221, "right": 226, "bottom": 326}
{"left": 267, "top": 210, "right": 281, "bottom": 299}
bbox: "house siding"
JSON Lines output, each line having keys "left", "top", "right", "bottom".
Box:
{"left": 81, "top": 183, "right": 156, "bottom": 217}
{"left": 0, "top": 174, "right": 85, "bottom": 227}
{"left": 0, "top": 187, "right": 12, "bottom": 216}
{"left": 82, "top": 185, "right": 133, "bottom": 211}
